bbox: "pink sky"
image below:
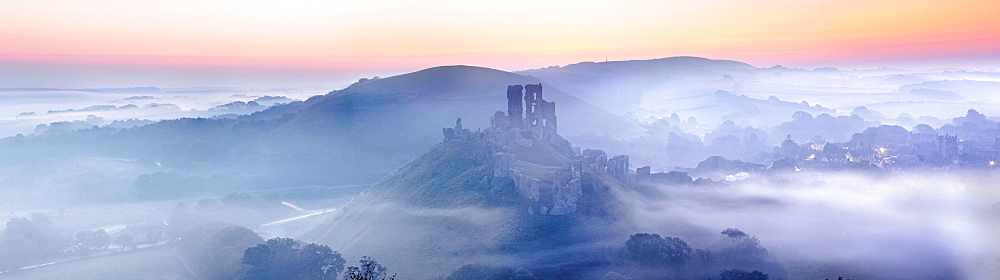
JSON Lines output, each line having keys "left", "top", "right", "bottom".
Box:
{"left": 2, "top": 0, "right": 999, "bottom": 87}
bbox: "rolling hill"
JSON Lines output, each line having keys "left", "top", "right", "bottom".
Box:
{"left": 0, "top": 65, "right": 642, "bottom": 205}
{"left": 298, "top": 135, "right": 627, "bottom": 279}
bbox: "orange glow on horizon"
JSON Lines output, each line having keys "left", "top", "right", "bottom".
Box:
{"left": 1, "top": 0, "right": 999, "bottom": 77}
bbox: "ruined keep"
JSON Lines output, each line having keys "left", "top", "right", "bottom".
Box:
{"left": 506, "top": 85, "right": 524, "bottom": 130}
{"left": 512, "top": 84, "right": 558, "bottom": 140}
{"left": 445, "top": 84, "right": 635, "bottom": 216}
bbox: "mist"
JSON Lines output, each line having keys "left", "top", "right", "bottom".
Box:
{"left": 618, "top": 170, "right": 1000, "bottom": 279}
{"left": 4, "top": 58, "right": 1000, "bottom": 279}
{"left": 0, "top": 86, "right": 330, "bottom": 138}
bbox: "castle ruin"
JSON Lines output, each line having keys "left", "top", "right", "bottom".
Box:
{"left": 444, "top": 84, "right": 635, "bottom": 216}
{"left": 502, "top": 84, "right": 557, "bottom": 139}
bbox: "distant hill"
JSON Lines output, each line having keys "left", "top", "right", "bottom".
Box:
{"left": 520, "top": 56, "right": 757, "bottom": 114}
{"left": 231, "top": 65, "right": 642, "bottom": 187}
{"left": 558, "top": 57, "right": 755, "bottom": 72}
{"left": 0, "top": 65, "right": 641, "bottom": 204}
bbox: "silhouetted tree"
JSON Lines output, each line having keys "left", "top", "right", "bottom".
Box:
{"left": 721, "top": 228, "right": 747, "bottom": 239}
{"left": 2, "top": 214, "right": 68, "bottom": 260}
{"left": 199, "top": 226, "right": 264, "bottom": 280}
{"left": 626, "top": 233, "right": 692, "bottom": 265}
{"left": 241, "top": 237, "right": 345, "bottom": 280}
{"left": 717, "top": 228, "right": 776, "bottom": 275}
{"left": 344, "top": 256, "right": 394, "bottom": 280}
{"left": 74, "top": 229, "right": 110, "bottom": 256}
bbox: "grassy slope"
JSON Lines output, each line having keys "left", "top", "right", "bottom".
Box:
{"left": 0, "top": 246, "right": 191, "bottom": 280}
{"left": 298, "top": 140, "right": 523, "bottom": 279}
{"left": 0, "top": 65, "right": 641, "bottom": 202}
{"left": 354, "top": 140, "right": 523, "bottom": 208}
{"left": 299, "top": 138, "right": 628, "bottom": 279}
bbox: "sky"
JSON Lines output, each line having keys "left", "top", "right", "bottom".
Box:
{"left": 1, "top": 0, "right": 999, "bottom": 88}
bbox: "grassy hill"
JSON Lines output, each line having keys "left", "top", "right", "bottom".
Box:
{"left": 0, "top": 65, "right": 642, "bottom": 206}
{"left": 298, "top": 137, "right": 627, "bottom": 279}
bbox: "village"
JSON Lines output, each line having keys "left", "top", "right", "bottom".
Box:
{"left": 446, "top": 85, "right": 1000, "bottom": 203}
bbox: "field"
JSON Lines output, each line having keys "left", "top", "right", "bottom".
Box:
{"left": 0, "top": 246, "right": 193, "bottom": 280}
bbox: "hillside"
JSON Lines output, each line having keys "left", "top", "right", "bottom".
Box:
{"left": 520, "top": 56, "right": 757, "bottom": 114}
{"left": 0, "top": 66, "right": 642, "bottom": 205}
{"left": 298, "top": 136, "right": 627, "bottom": 279}
{"left": 228, "top": 65, "right": 643, "bottom": 188}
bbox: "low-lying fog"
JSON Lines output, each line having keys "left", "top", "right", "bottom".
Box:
{"left": 4, "top": 61, "right": 1000, "bottom": 279}
{"left": 623, "top": 171, "right": 1000, "bottom": 279}
{"left": 0, "top": 87, "right": 330, "bottom": 137}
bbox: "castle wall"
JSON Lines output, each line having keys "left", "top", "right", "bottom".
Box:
{"left": 608, "top": 155, "right": 630, "bottom": 186}
{"left": 506, "top": 85, "right": 524, "bottom": 130}
{"left": 452, "top": 84, "right": 634, "bottom": 215}
{"left": 510, "top": 168, "right": 581, "bottom": 215}
{"left": 493, "top": 152, "right": 514, "bottom": 178}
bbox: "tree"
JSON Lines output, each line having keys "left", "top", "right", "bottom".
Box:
{"left": 626, "top": 233, "right": 667, "bottom": 265}
{"left": 660, "top": 236, "right": 693, "bottom": 264}
{"left": 74, "top": 229, "right": 110, "bottom": 256}
{"left": 720, "top": 269, "right": 768, "bottom": 280}
{"left": 625, "top": 233, "right": 692, "bottom": 265}
{"left": 4, "top": 217, "right": 40, "bottom": 239}
{"left": 624, "top": 233, "right": 694, "bottom": 279}
{"left": 718, "top": 228, "right": 771, "bottom": 269}
{"left": 6, "top": 214, "right": 66, "bottom": 252}
{"left": 0, "top": 236, "right": 44, "bottom": 270}
{"left": 344, "top": 256, "right": 394, "bottom": 280}
{"left": 780, "top": 136, "right": 799, "bottom": 160}
{"left": 115, "top": 232, "right": 137, "bottom": 251}
{"left": 721, "top": 228, "right": 747, "bottom": 239}
{"left": 241, "top": 237, "right": 345, "bottom": 280}
{"left": 792, "top": 111, "right": 813, "bottom": 122}
{"left": 200, "top": 226, "right": 264, "bottom": 280}
{"left": 297, "top": 243, "right": 348, "bottom": 280}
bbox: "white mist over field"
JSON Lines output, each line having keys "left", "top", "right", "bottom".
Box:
{"left": 622, "top": 171, "right": 1000, "bottom": 279}
{"left": 3, "top": 60, "right": 1000, "bottom": 279}
{"left": 0, "top": 87, "right": 331, "bottom": 137}
{"left": 527, "top": 63, "right": 1000, "bottom": 134}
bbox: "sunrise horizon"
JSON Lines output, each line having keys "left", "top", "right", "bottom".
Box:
{"left": 3, "top": 0, "right": 999, "bottom": 88}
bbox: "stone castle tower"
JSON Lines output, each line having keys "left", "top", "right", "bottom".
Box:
{"left": 506, "top": 85, "right": 524, "bottom": 129}
{"left": 507, "top": 83, "right": 557, "bottom": 139}
{"left": 446, "top": 84, "right": 636, "bottom": 215}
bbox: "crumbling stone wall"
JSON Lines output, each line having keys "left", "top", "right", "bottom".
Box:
{"left": 443, "top": 84, "right": 638, "bottom": 216}
{"left": 442, "top": 118, "right": 471, "bottom": 141}
{"left": 493, "top": 152, "right": 514, "bottom": 178}
{"left": 513, "top": 168, "right": 581, "bottom": 215}
{"left": 506, "top": 85, "right": 524, "bottom": 130}
{"left": 608, "top": 155, "right": 630, "bottom": 186}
